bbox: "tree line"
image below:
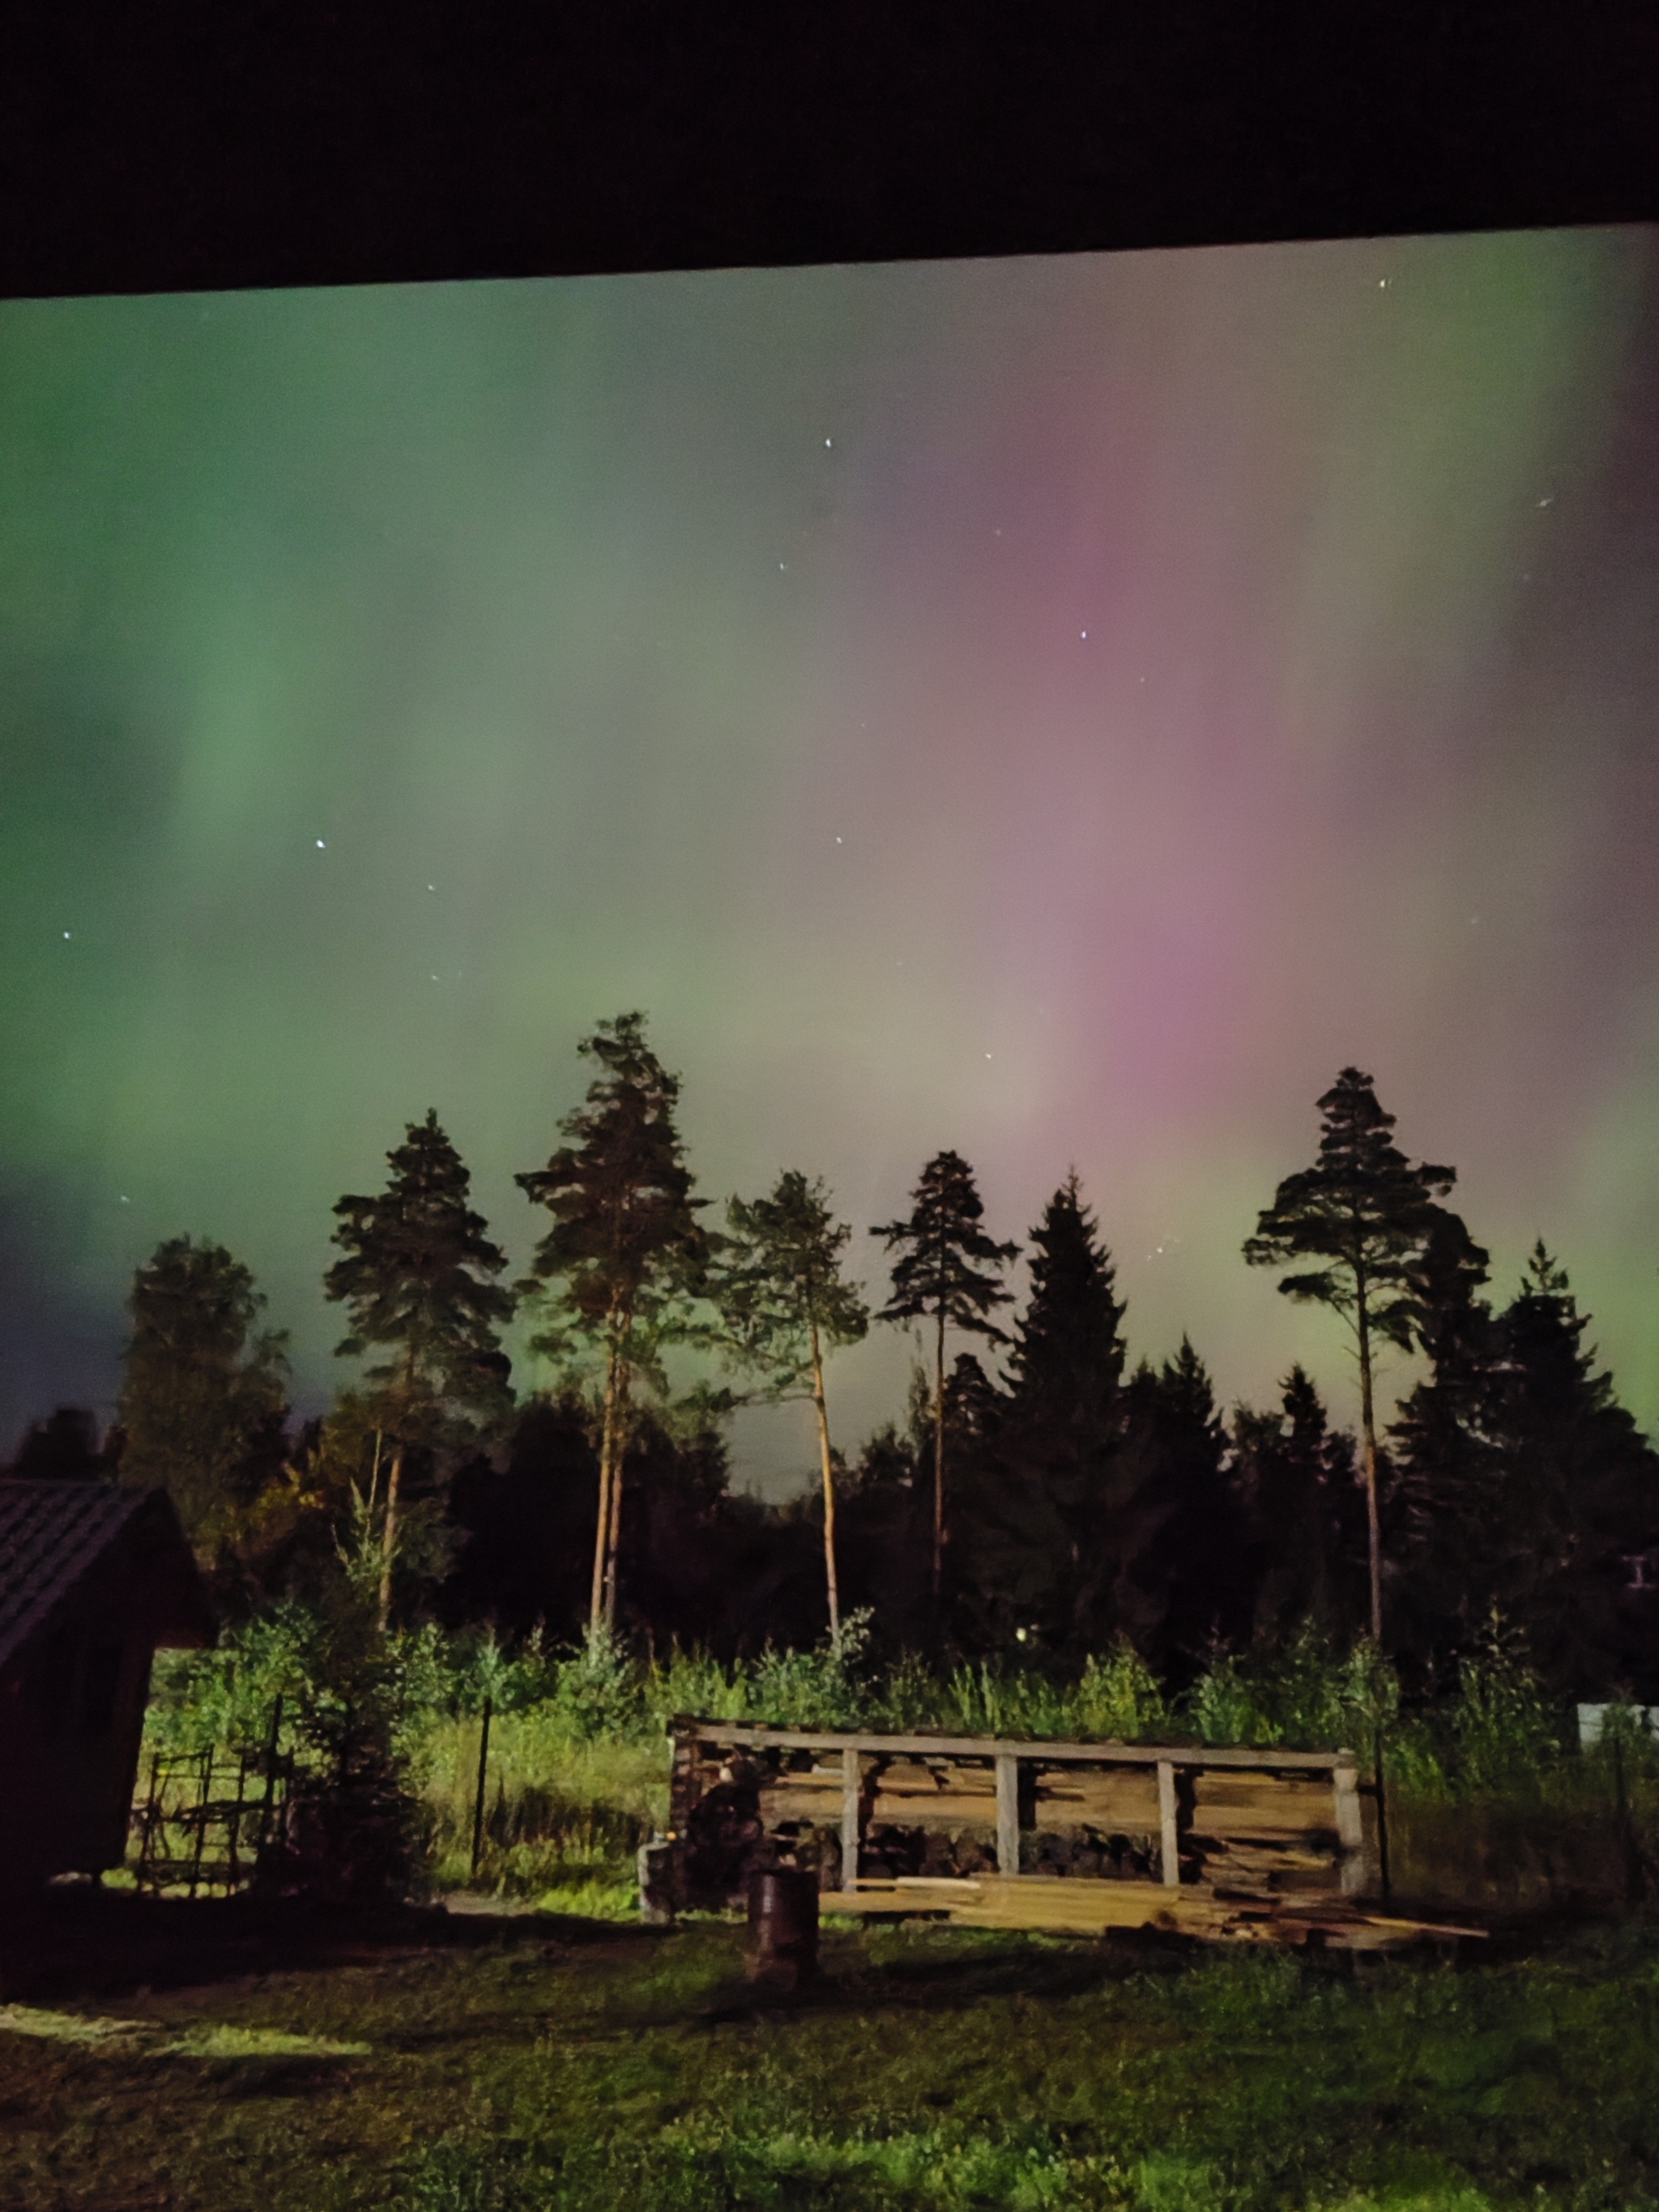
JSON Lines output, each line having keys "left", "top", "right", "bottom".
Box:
{"left": 9, "top": 1020, "right": 1657, "bottom": 1700}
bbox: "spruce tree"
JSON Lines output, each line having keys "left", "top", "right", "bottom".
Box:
{"left": 960, "top": 1174, "right": 1129, "bottom": 1649}
{"left": 1387, "top": 1208, "right": 1500, "bottom": 1658}
{"left": 1231, "top": 1367, "right": 1366, "bottom": 1645}
{"left": 326, "top": 1110, "right": 514, "bottom": 1628}
{"left": 719, "top": 1170, "right": 869, "bottom": 1639}
{"left": 118, "top": 1237, "right": 291, "bottom": 1560}
{"left": 1401, "top": 1243, "right": 1659, "bottom": 1688}
{"left": 1119, "top": 1338, "right": 1250, "bottom": 1673}
{"left": 1244, "top": 1068, "right": 1459, "bottom": 1643}
{"left": 872, "top": 1151, "right": 1018, "bottom": 1605}
{"left": 1006, "top": 1172, "right": 1128, "bottom": 1429}
{"left": 515, "top": 1012, "right": 710, "bottom": 1632}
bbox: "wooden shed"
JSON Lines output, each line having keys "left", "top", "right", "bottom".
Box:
{"left": 0, "top": 1481, "right": 215, "bottom": 1894}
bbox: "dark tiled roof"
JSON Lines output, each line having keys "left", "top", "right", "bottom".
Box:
{"left": 0, "top": 1481, "right": 169, "bottom": 1673}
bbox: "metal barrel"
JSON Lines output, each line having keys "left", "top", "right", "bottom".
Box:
{"left": 744, "top": 1865, "right": 819, "bottom": 1986}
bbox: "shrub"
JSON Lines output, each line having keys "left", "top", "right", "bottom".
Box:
{"left": 1073, "top": 1641, "right": 1171, "bottom": 1741}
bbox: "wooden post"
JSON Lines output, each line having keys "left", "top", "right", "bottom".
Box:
{"left": 255, "top": 1694, "right": 284, "bottom": 1859}
{"left": 1157, "top": 1759, "right": 1180, "bottom": 1888}
{"left": 1333, "top": 1754, "right": 1373, "bottom": 1897}
{"left": 996, "top": 1753, "right": 1021, "bottom": 1877}
{"left": 840, "top": 1746, "right": 862, "bottom": 1892}
{"left": 470, "top": 1697, "right": 493, "bottom": 1882}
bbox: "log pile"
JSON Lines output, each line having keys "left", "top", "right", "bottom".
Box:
{"left": 663, "top": 1717, "right": 1484, "bottom": 1955}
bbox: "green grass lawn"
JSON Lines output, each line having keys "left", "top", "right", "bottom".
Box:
{"left": 3, "top": 1906, "right": 1659, "bottom": 2211}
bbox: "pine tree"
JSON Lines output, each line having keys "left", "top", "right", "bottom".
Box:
{"left": 1243, "top": 1068, "right": 1459, "bottom": 1643}
{"left": 117, "top": 1237, "right": 290, "bottom": 1560}
{"left": 515, "top": 1012, "right": 711, "bottom": 1632}
{"left": 719, "top": 1170, "right": 869, "bottom": 1639}
{"left": 872, "top": 1151, "right": 1018, "bottom": 1605}
{"left": 326, "top": 1110, "right": 514, "bottom": 1628}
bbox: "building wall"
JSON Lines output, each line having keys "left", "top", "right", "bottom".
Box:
{"left": 0, "top": 1580, "right": 159, "bottom": 1887}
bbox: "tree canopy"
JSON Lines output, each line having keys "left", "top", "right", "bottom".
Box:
{"left": 872, "top": 1150, "right": 1018, "bottom": 1605}
{"left": 516, "top": 1012, "right": 712, "bottom": 1630}
{"left": 117, "top": 1234, "right": 291, "bottom": 1562}
{"left": 1244, "top": 1068, "right": 1461, "bottom": 1643}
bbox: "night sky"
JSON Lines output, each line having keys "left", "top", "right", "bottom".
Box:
{"left": 3, "top": 226, "right": 1658, "bottom": 1495}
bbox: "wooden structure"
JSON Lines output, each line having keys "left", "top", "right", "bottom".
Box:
{"left": 0, "top": 1481, "right": 215, "bottom": 1894}
{"left": 129, "top": 1707, "right": 293, "bottom": 1899}
{"left": 665, "top": 1716, "right": 1478, "bottom": 1952}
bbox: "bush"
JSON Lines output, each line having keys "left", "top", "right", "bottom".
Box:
{"left": 1073, "top": 1642, "right": 1171, "bottom": 1741}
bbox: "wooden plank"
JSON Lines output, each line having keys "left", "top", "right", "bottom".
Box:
{"left": 1158, "top": 1760, "right": 1180, "bottom": 1888}
{"left": 671, "top": 1718, "right": 1349, "bottom": 1771}
{"left": 1188, "top": 1774, "right": 1337, "bottom": 1837}
{"left": 840, "top": 1746, "right": 861, "bottom": 1893}
{"left": 995, "top": 1753, "right": 1021, "bottom": 1876}
{"left": 1031, "top": 1767, "right": 1160, "bottom": 1831}
{"left": 759, "top": 1782, "right": 850, "bottom": 1825}
{"left": 868, "top": 1759, "right": 997, "bottom": 1827}
{"left": 822, "top": 1873, "right": 1485, "bottom": 1950}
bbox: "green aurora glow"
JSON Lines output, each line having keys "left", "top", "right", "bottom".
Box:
{"left": 2, "top": 228, "right": 1657, "bottom": 1490}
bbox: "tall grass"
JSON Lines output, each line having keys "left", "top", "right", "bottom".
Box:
{"left": 143, "top": 1608, "right": 1659, "bottom": 1913}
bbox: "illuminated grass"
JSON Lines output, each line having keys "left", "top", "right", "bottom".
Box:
{"left": 0, "top": 2003, "right": 368, "bottom": 2061}
{"left": 4, "top": 1916, "right": 1659, "bottom": 2210}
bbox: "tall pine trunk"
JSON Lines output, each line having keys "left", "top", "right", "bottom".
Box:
{"left": 591, "top": 1312, "right": 625, "bottom": 1635}
{"left": 932, "top": 1306, "right": 946, "bottom": 1606}
{"left": 603, "top": 1371, "right": 628, "bottom": 1628}
{"left": 595, "top": 1310, "right": 633, "bottom": 1631}
{"left": 378, "top": 1355, "right": 416, "bottom": 1633}
{"left": 377, "top": 1443, "right": 404, "bottom": 1633}
{"left": 1356, "top": 1289, "right": 1384, "bottom": 1643}
{"left": 808, "top": 1317, "right": 841, "bottom": 1641}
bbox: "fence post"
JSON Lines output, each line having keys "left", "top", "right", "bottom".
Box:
{"left": 255, "top": 1694, "right": 284, "bottom": 1860}
{"left": 1157, "top": 1760, "right": 1180, "bottom": 1888}
{"left": 134, "top": 1750, "right": 162, "bottom": 1890}
{"left": 1335, "top": 1753, "right": 1368, "bottom": 1897}
{"left": 470, "top": 1697, "right": 493, "bottom": 1884}
{"left": 840, "top": 1746, "right": 861, "bottom": 1892}
{"left": 995, "top": 1753, "right": 1021, "bottom": 1877}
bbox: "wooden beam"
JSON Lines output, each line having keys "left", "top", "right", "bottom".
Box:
{"left": 995, "top": 1753, "right": 1020, "bottom": 1876}
{"left": 840, "top": 1745, "right": 861, "bottom": 1893}
{"left": 1158, "top": 1759, "right": 1180, "bottom": 1888}
{"left": 670, "top": 1717, "right": 1349, "bottom": 1772}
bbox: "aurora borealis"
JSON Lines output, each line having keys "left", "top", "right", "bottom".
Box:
{"left": 2, "top": 227, "right": 1657, "bottom": 1492}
